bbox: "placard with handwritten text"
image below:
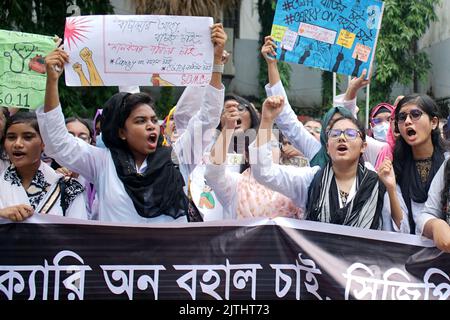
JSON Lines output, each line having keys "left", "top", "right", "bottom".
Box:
{"left": 0, "top": 30, "right": 55, "bottom": 110}
{"left": 270, "top": 0, "right": 384, "bottom": 78}
{"left": 64, "top": 15, "right": 214, "bottom": 87}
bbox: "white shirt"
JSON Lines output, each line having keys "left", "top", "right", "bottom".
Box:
{"left": 381, "top": 185, "right": 417, "bottom": 234}
{"left": 265, "top": 80, "right": 386, "bottom": 167}
{"left": 249, "top": 140, "right": 391, "bottom": 229}
{"left": 383, "top": 154, "right": 450, "bottom": 234}
{"left": 265, "top": 81, "right": 321, "bottom": 161}
{"left": 0, "top": 161, "right": 87, "bottom": 219}
{"left": 416, "top": 159, "right": 448, "bottom": 235}
{"left": 248, "top": 140, "right": 320, "bottom": 211}
{"left": 0, "top": 159, "right": 8, "bottom": 174}
{"left": 36, "top": 84, "right": 224, "bottom": 224}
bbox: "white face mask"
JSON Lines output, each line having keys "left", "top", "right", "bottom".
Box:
{"left": 372, "top": 122, "right": 389, "bottom": 142}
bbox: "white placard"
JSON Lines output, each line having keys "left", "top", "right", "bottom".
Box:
{"left": 64, "top": 15, "right": 214, "bottom": 87}
{"left": 298, "top": 22, "right": 336, "bottom": 45}
{"left": 281, "top": 29, "right": 298, "bottom": 51}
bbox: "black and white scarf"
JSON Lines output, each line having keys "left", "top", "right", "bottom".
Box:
{"left": 306, "top": 163, "right": 385, "bottom": 229}
{"left": 3, "top": 163, "right": 84, "bottom": 214}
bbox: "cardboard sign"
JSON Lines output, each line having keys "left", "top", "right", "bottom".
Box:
{"left": 271, "top": 0, "right": 384, "bottom": 78}
{"left": 64, "top": 15, "right": 214, "bottom": 87}
{"left": 0, "top": 30, "right": 55, "bottom": 109}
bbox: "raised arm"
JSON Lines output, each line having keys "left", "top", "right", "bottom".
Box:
{"left": 378, "top": 159, "right": 409, "bottom": 231}
{"left": 261, "top": 36, "right": 321, "bottom": 160}
{"left": 334, "top": 69, "right": 370, "bottom": 117}
{"left": 173, "top": 23, "right": 226, "bottom": 175}
{"left": 204, "top": 101, "right": 241, "bottom": 213}
{"left": 250, "top": 95, "right": 319, "bottom": 209}
{"left": 38, "top": 48, "right": 106, "bottom": 182}
{"left": 44, "top": 47, "right": 68, "bottom": 112}
{"left": 174, "top": 51, "right": 230, "bottom": 134}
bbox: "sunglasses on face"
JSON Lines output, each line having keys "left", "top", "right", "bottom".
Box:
{"left": 327, "top": 128, "right": 361, "bottom": 140}
{"left": 396, "top": 109, "right": 423, "bottom": 124}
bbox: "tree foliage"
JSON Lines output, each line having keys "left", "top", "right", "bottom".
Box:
{"left": 371, "top": 0, "right": 440, "bottom": 104}
{"left": 0, "top": 0, "right": 115, "bottom": 118}
{"left": 134, "top": 0, "right": 239, "bottom": 21}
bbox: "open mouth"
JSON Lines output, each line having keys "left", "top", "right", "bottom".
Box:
{"left": 337, "top": 145, "right": 348, "bottom": 152}
{"left": 12, "top": 151, "right": 26, "bottom": 159}
{"left": 406, "top": 128, "right": 416, "bottom": 137}
{"left": 148, "top": 133, "right": 158, "bottom": 143}
{"left": 236, "top": 119, "right": 242, "bottom": 127}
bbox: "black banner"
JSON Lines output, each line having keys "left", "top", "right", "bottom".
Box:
{"left": 1, "top": 215, "right": 449, "bottom": 301}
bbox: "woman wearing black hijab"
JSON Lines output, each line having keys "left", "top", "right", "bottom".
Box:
{"left": 37, "top": 23, "right": 227, "bottom": 224}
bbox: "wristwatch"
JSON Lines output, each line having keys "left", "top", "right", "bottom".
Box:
{"left": 212, "top": 64, "right": 224, "bottom": 73}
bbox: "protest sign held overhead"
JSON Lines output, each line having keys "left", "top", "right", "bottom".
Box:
{"left": 0, "top": 30, "right": 56, "bottom": 110}
{"left": 64, "top": 15, "right": 214, "bottom": 87}
{"left": 271, "top": 0, "right": 384, "bottom": 78}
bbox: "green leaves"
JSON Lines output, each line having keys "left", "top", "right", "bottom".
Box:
{"left": 372, "top": 0, "right": 440, "bottom": 103}
{"left": 1, "top": 0, "right": 114, "bottom": 118}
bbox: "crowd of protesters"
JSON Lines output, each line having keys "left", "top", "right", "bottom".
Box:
{"left": 2, "top": 22, "right": 450, "bottom": 254}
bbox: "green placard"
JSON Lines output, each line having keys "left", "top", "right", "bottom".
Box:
{"left": 0, "top": 29, "right": 56, "bottom": 110}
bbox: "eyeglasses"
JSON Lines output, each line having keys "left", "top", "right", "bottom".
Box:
{"left": 396, "top": 109, "right": 423, "bottom": 124}
{"left": 327, "top": 128, "right": 361, "bottom": 140}
{"left": 305, "top": 126, "right": 321, "bottom": 134}
{"left": 371, "top": 116, "right": 391, "bottom": 126}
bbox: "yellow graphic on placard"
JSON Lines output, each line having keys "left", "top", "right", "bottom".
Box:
{"left": 271, "top": 25, "right": 288, "bottom": 42}
{"left": 73, "top": 47, "right": 104, "bottom": 86}
{"left": 352, "top": 43, "right": 371, "bottom": 62}
{"left": 336, "top": 29, "right": 356, "bottom": 49}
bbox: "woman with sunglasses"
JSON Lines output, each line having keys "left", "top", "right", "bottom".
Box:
{"left": 249, "top": 96, "right": 387, "bottom": 229}
{"left": 378, "top": 94, "right": 446, "bottom": 233}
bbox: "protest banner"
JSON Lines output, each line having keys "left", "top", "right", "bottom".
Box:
{"left": 1, "top": 215, "right": 449, "bottom": 301}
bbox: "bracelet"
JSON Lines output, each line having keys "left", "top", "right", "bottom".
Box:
{"left": 212, "top": 64, "right": 224, "bottom": 74}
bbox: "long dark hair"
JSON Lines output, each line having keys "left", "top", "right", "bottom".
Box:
{"left": 393, "top": 94, "right": 445, "bottom": 178}
{"left": 441, "top": 160, "right": 450, "bottom": 215}
{"left": 101, "top": 92, "right": 158, "bottom": 151}
{"left": 0, "top": 107, "right": 10, "bottom": 161}
{"left": 4, "top": 112, "right": 40, "bottom": 135}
